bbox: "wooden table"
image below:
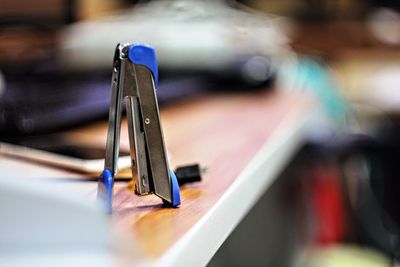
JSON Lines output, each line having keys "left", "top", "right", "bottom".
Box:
{"left": 0, "top": 90, "right": 314, "bottom": 266}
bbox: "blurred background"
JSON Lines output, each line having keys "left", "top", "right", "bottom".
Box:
{"left": 0, "top": 0, "right": 400, "bottom": 266}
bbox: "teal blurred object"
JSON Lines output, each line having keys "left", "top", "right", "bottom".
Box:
{"left": 279, "top": 57, "right": 351, "bottom": 126}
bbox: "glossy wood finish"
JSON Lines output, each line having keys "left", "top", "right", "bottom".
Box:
{"left": 1, "top": 90, "right": 313, "bottom": 265}
{"left": 66, "top": 91, "right": 312, "bottom": 258}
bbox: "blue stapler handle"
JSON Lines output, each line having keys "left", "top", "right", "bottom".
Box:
{"left": 170, "top": 169, "right": 181, "bottom": 207}
{"left": 128, "top": 44, "right": 159, "bottom": 88}
{"left": 98, "top": 169, "right": 114, "bottom": 213}
{"left": 98, "top": 168, "right": 180, "bottom": 211}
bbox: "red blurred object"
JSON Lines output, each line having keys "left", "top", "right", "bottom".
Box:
{"left": 311, "top": 165, "right": 346, "bottom": 245}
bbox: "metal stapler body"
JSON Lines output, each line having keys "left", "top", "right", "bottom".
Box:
{"left": 98, "top": 43, "right": 181, "bottom": 212}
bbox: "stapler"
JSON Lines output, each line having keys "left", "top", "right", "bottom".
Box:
{"left": 98, "top": 43, "right": 181, "bottom": 213}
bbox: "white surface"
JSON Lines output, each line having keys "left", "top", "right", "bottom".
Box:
{"left": 59, "top": 1, "right": 289, "bottom": 72}
{"left": 0, "top": 165, "right": 113, "bottom": 267}
{"left": 364, "top": 66, "right": 400, "bottom": 111}
{"left": 0, "top": 155, "right": 147, "bottom": 267}
{"left": 154, "top": 103, "right": 312, "bottom": 267}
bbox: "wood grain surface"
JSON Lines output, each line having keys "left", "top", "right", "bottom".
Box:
{"left": 64, "top": 90, "right": 312, "bottom": 259}
{"left": 1, "top": 90, "right": 312, "bottom": 262}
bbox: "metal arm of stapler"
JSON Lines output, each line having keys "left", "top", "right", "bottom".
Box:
{"left": 98, "top": 43, "right": 181, "bottom": 213}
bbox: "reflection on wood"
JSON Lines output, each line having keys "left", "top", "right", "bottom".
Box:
{"left": 68, "top": 91, "right": 312, "bottom": 258}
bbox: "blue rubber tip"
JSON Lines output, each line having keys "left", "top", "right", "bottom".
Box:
{"left": 128, "top": 44, "right": 158, "bottom": 88}
{"left": 169, "top": 168, "right": 181, "bottom": 207}
{"left": 98, "top": 169, "right": 114, "bottom": 213}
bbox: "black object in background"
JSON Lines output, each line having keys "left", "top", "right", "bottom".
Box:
{"left": 0, "top": 69, "right": 210, "bottom": 138}
{"left": 0, "top": 65, "right": 273, "bottom": 138}
{"left": 175, "top": 164, "right": 203, "bottom": 185}
{"left": 311, "top": 116, "right": 400, "bottom": 260}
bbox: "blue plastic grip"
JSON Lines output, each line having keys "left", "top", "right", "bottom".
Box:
{"left": 128, "top": 44, "right": 159, "bottom": 88}
{"left": 169, "top": 168, "right": 181, "bottom": 207}
{"left": 98, "top": 169, "right": 114, "bottom": 213}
